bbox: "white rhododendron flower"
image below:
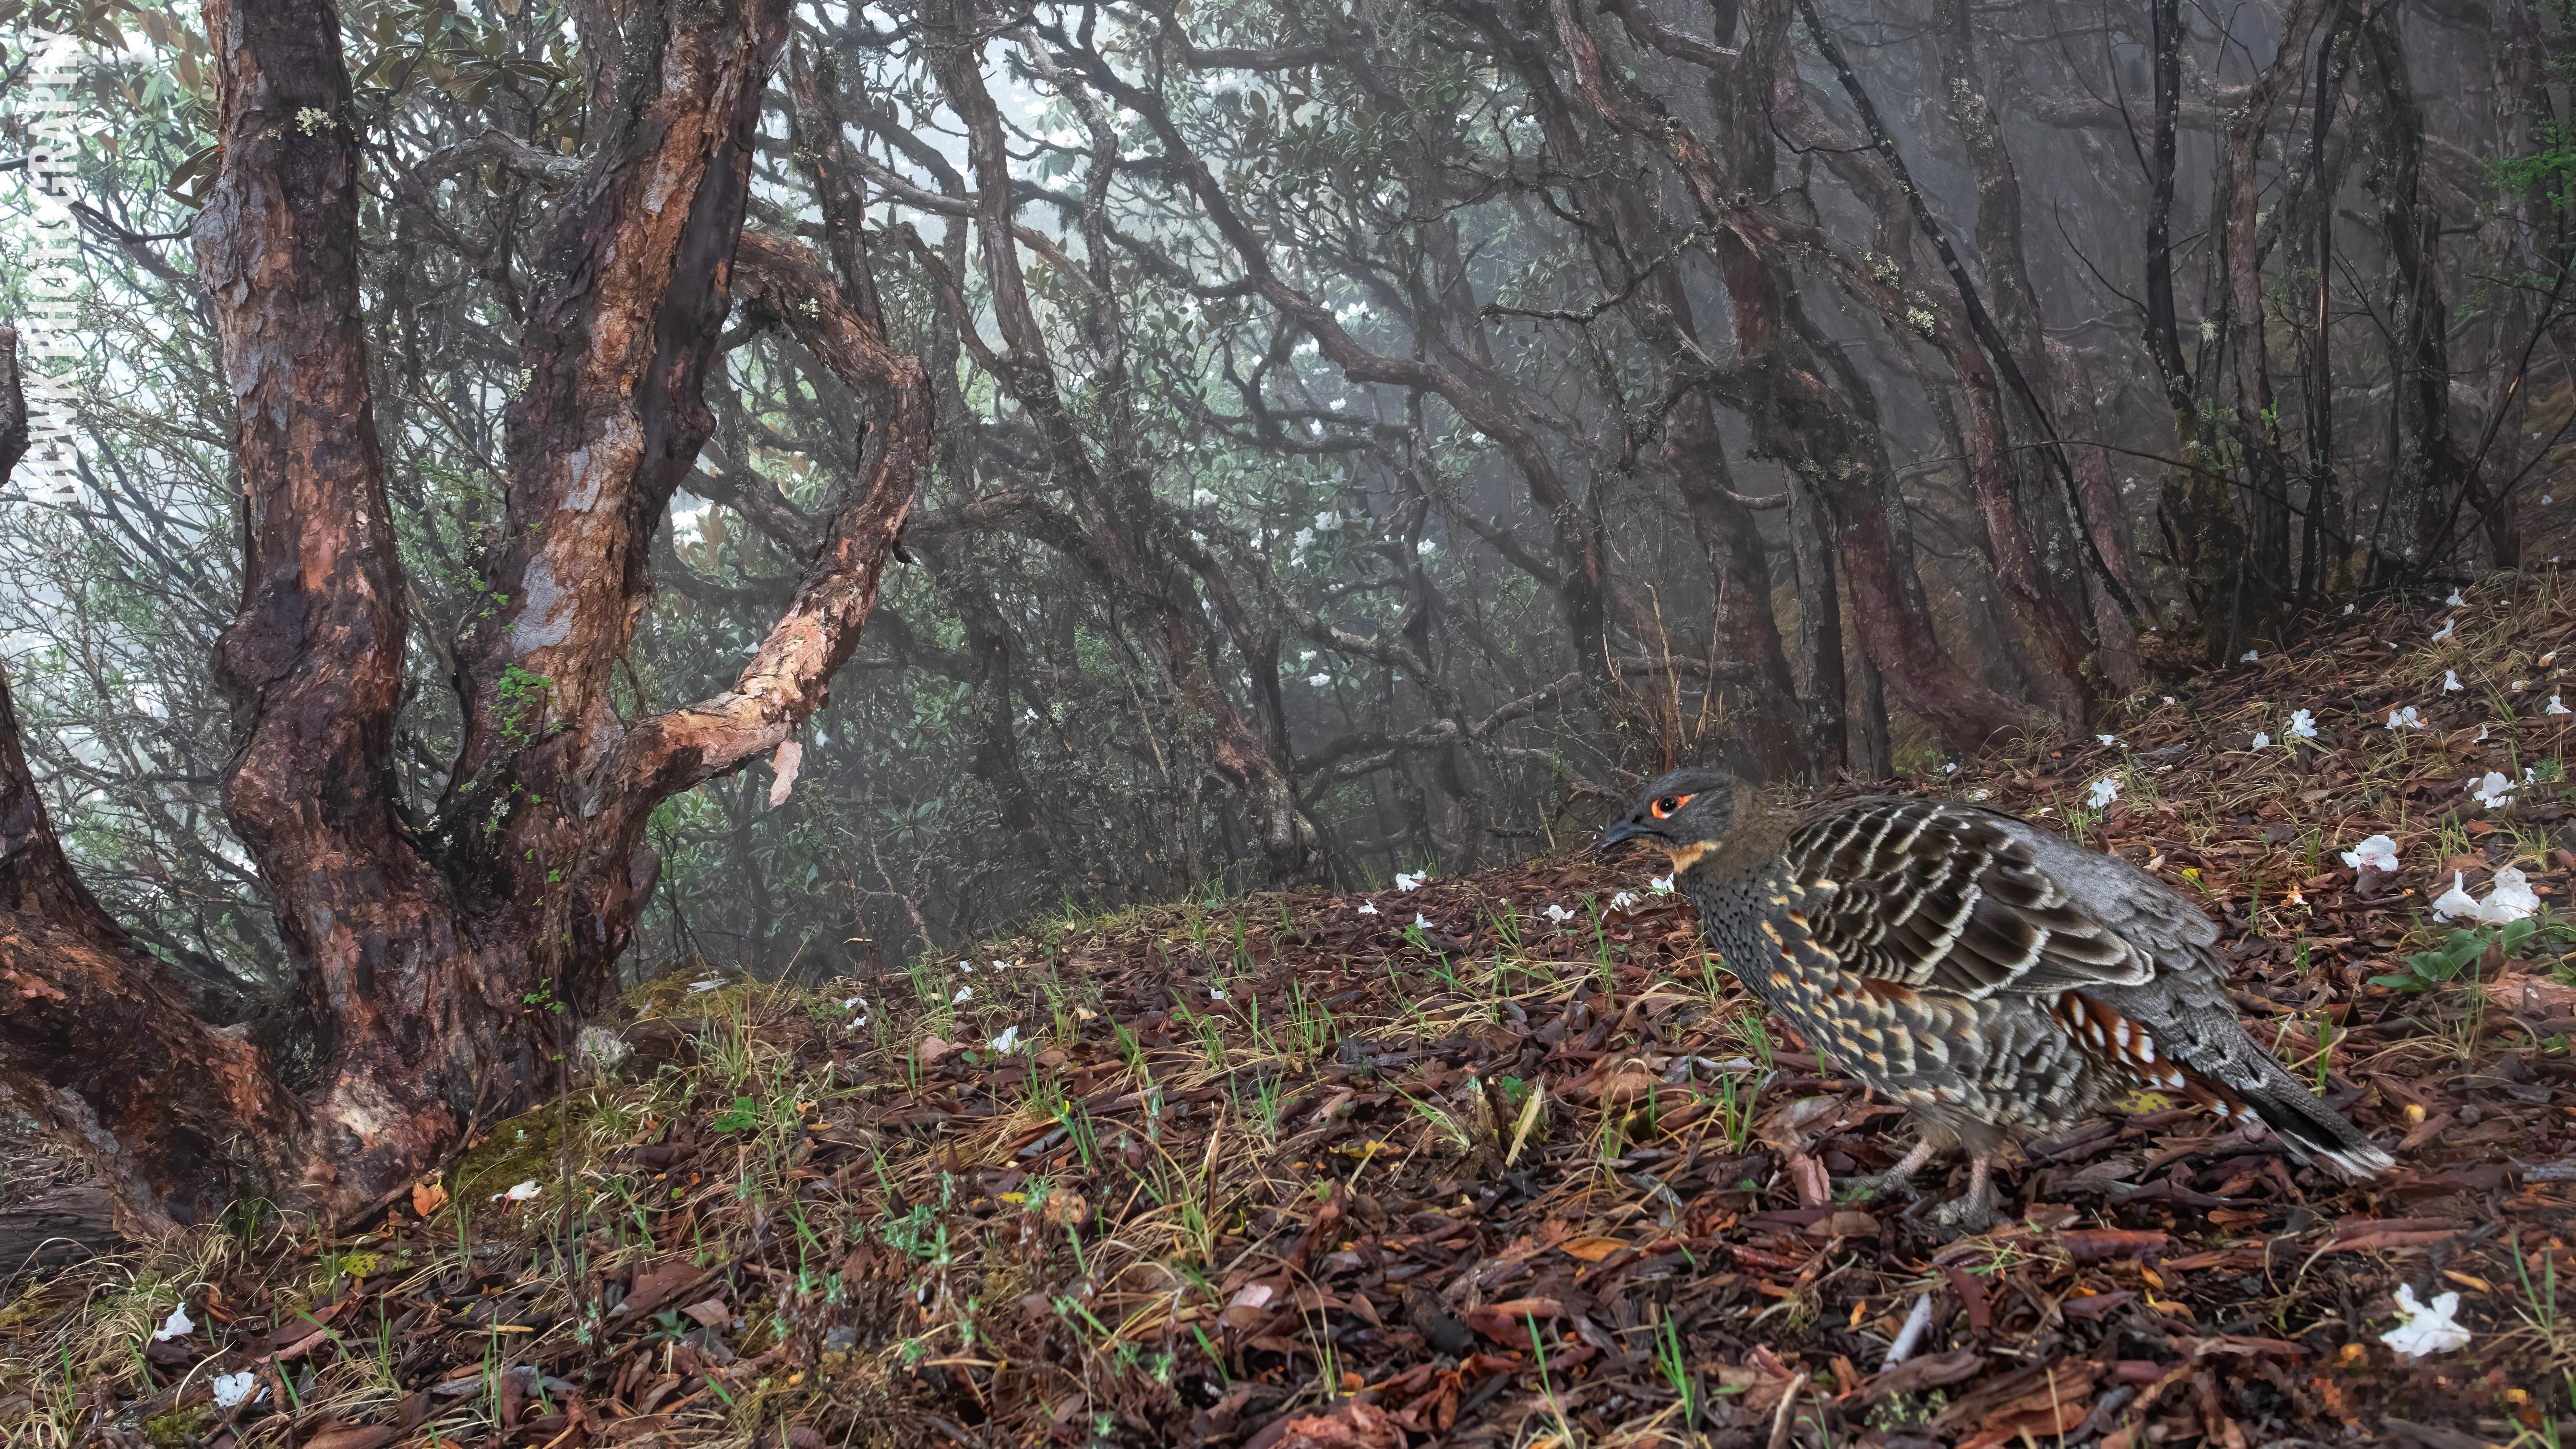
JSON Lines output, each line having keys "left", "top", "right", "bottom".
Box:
{"left": 1413, "top": 913, "right": 1434, "bottom": 929}
{"left": 988, "top": 1025, "right": 1020, "bottom": 1053}
{"left": 1543, "top": 904, "right": 1576, "bottom": 923}
{"left": 2551, "top": 695, "right": 2573, "bottom": 716}
{"left": 2386, "top": 706, "right": 2425, "bottom": 730}
{"left": 494, "top": 1180, "right": 541, "bottom": 1203}
{"left": 2097, "top": 734, "right": 2121, "bottom": 748}
{"left": 2445, "top": 588, "right": 2466, "bottom": 607}
{"left": 2085, "top": 776, "right": 2119, "bottom": 809}
{"left": 2432, "top": 617, "right": 2457, "bottom": 643}
{"left": 1307, "top": 673, "right": 1332, "bottom": 688}
{"left": 154, "top": 1306, "right": 194, "bottom": 1342}
{"left": 2340, "top": 835, "right": 2400, "bottom": 872}
{"left": 2444, "top": 670, "right": 2464, "bottom": 693}
{"left": 1649, "top": 875, "right": 1674, "bottom": 892}
{"left": 1356, "top": 902, "right": 1378, "bottom": 916}
{"left": 1942, "top": 762, "right": 1958, "bottom": 774}
{"left": 1394, "top": 871, "right": 1425, "bottom": 891}
{"left": 2483, "top": 867, "right": 2542, "bottom": 923}
{"left": 2240, "top": 650, "right": 2260, "bottom": 663}
{"left": 1607, "top": 891, "right": 1638, "bottom": 912}
{"left": 2288, "top": 709, "right": 2319, "bottom": 738}
{"left": 2381, "top": 1284, "right": 2472, "bottom": 1359}
{"left": 953, "top": 985, "right": 974, "bottom": 1003}
{"left": 2426, "top": 870, "right": 2532, "bottom": 925}
{"left": 2432, "top": 872, "right": 2481, "bottom": 921}
{"left": 212, "top": 1372, "right": 259, "bottom": 1408}
{"left": 2469, "top": 772, "right": 2517, "bottom": 809}
{"left": 2250, "top": 732, "right": 2271, "bottom": 750}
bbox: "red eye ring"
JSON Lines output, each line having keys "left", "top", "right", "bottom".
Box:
{"left": 1649, "top": 792, "right": 1695, "bottom": 820}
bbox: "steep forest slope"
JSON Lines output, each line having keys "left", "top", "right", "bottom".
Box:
{"left": 9, "top": 580, "right": 2576, "bottom": 1447}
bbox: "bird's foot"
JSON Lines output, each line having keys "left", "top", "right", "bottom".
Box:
{"left": 1923, "top": 1188, "right": 1996, "bottom": 1232}
{"left": 1830, "top": 1168, "right": 1924, "bottom": 1204}
{"left": 1832, "top": 1139, "right": 1939, "bottom": 1204}
{"left": 1924, "top": 1153, "right": 2000, "bottom": 1232}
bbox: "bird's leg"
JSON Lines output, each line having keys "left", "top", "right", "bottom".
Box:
{"left": 1927, "top": 1153, "right": 1999, "bottom": 1231}
{"left": 1833, "top": 1138, "right": 1938, "bottom": 1202}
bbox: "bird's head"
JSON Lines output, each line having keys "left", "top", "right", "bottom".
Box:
{"left": 1594, "top": 766, "right": 1746, "bottom": 875}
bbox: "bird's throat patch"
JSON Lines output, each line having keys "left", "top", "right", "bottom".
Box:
{"left": 1665, "top": 839, "right": 1719, "bottom": 874}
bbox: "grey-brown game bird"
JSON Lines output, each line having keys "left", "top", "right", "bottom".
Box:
{"left": 1599, "top": 768, "right": 2393, "bottom": 1227}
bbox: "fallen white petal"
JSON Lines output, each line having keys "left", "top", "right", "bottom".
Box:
{"left": 2482, "top": 867, "right": 2541, "bottom": 924}
{"left": 2380, "top": 1284, "right": 2472, "bottom": 1359}
{"left": 2431, "top": 872, "right": 2481, "bottom": 923}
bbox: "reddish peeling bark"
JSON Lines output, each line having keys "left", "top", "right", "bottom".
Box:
{"left": 194, "top": 0, "right": 503, "bottom": 1211}
{"left": 0, "top": 0, "right": 925, "bottom": 1232}
{"left": 0, "top": 329, "right": 304, "bottom": 1235}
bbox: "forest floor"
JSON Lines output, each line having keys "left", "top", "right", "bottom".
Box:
{"left": 14, "top": 580, "right": 2576, "bottom": 1449}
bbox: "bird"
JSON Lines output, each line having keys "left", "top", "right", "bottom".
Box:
{"left": 1598, "top": 766, "right": 2393, "bottom": 1228}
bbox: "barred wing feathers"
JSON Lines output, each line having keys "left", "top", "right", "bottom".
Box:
{"left": 1777, "top": 797, "right": 2169, "bottom": 1000}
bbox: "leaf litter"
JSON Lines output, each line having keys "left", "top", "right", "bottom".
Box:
{"left": 11, "top": 585, "right": 2576, "bottom": 1446}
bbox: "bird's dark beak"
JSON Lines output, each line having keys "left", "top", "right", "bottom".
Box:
{"left": 1595, "top": 817, "right": 1650, "bottom": 854}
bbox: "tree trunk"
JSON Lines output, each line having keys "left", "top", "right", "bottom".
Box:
{"left": 2357, "top": 9, "right": 2465, "bottom": 582}
{"left": 1785, "top": 478, "right": 1848, "bottom": 777}
{"left": 1546, "top": 0, "right": 2025, "bottom": 752}
{"left": 0, "top": 0, "right": 927, "bottom": 1232}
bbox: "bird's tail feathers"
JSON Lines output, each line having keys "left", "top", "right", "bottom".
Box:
{"left": 2227, "top": 1070, "right": 2395, "bottom": 1179}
